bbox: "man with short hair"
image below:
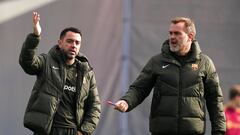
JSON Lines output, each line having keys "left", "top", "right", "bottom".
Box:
{"left": 19, "top": 12, "right": 101, "bottom": 135}
{"left": 113, "top": 17, "right": 226, "bottom": 135}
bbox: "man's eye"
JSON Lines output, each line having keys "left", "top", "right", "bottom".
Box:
{"left": 67, "top": 40, "right": 74, "bottom": 43}
{"left": 174, "top": 32, "right": 181, "bottom": 35}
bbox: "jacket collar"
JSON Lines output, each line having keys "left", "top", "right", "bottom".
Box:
{"left": 48, "top": 45, "right": 92, "bottom": 72}
{"left": 161, "top": 39, "right": 202, "bottom": 62}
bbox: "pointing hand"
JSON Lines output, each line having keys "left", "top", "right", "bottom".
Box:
{"left": 114, "top": 100, "right": 129, "bottom": 112}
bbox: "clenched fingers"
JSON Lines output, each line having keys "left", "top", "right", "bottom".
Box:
{"left": 114, "top": 100, "right": 129, "bottom": 112}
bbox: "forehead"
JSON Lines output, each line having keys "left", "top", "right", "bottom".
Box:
{"left": 64, "top": 31, "right": 82, "bottom": 41}
{"left": 169, "top": 22, "right": 186, "bottom": 32}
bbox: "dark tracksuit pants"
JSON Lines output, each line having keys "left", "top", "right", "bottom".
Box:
{"left": 34, "top": 127, "right": 77, "bottom": 135}
{"left": 152, "top": 133, "right": 204, "bottom": 135}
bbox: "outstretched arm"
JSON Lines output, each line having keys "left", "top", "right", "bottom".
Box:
{"left": 113, "top": 57, "right": 156, "bottom": 112}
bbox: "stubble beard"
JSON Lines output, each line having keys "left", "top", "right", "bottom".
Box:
{"left": 62, "top": 49, "right": 76, "bottom": 61}
{"left": 169, "top": 39, "right": 189, "bottom": 55}
{"left": 67, "top": 53, "right": 76, "bottom": 60}
{"left": 170, "top": 42, "right": 182, "bottom": 53}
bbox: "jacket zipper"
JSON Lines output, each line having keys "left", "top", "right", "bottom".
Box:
{"left": 177, "top": 66, "right": 182, "bottom": 135}
{"left": 76, "top": 73, "right": 84, "bottom": 126}
{"left": 75, "top": 62, "right": 89, "bottom": 127}
{"left": 49, "top": 65, "right": 66, "bottom": 127}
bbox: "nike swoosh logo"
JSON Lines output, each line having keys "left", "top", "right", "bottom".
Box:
{"left": 162, "top": 64, "right": 169, "bottom": 69}
{"left": 52, "top": 66, "right": 59, "bottom": 70}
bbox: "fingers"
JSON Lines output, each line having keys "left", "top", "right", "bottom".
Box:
{"left": 114, "top": 100, "right": 128, "bottom": 112}
{"left": 32, "top": 11, "right": 40, "bottom": 24}
{"left": 32, "top": 12, "right": 40, "bottom": 21}
{"left": 33, "top": 12, "right": 40, "bottom": 21}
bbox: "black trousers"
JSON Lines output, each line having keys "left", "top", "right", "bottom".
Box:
{"left": 152, "top": 133, "right": 204, "bottom": 135}
{"left": 34, "top": 127, "right": 77, "bottom": 135}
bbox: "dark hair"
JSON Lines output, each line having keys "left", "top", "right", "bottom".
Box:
{"left": 60, "top": 27, "right": 82, "bottom": 39}
{"left": 229, "top": 84, "right": 240, "bottom": 100}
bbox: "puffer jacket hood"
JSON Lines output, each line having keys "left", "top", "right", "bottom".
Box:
{"left": 48, "top": 45, "right": 93, "bottom": 72}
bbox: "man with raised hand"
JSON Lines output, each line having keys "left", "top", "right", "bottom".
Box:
{"left": 19, "top": 12, "right": 101, "bottom": 135}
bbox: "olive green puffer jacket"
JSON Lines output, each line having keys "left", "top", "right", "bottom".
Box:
{"left": 121, "top": 40, "right": 226, "bottom": 135}
{"left": 19, "top": 33, "right": 101, "bottom": 135}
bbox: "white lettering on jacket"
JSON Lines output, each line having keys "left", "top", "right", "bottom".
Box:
{"left": 63, "top": 85, "right": 76, "bottom": 92}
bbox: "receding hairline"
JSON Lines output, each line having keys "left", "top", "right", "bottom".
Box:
{"left": 170, "top": 17, "right": 196, "bottom": 38}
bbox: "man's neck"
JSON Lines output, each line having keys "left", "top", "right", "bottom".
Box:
{"left": 66, "top": 59, "right": 75, "bottom": 65}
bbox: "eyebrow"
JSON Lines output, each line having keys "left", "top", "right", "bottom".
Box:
{"left": 66, "top": 38, "right": 81, "bottom": 42}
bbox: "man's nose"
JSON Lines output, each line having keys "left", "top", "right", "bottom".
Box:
{"left": 71, "top": 42, "right": 77, "bottom": 48}
{"left": 170, "top": 34, "right": 175, "bottom": 39}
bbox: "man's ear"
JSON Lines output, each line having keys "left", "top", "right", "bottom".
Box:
{"left": 58, "top": 39, "right": 62, "bottom": 47}
{"left": 188, "top": 32, "right": 194, "bottom": 41}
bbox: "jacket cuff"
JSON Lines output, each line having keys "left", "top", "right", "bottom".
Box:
{"left": 78, "top": 126, "right": 91, "bottom": 135}
{"left": 24, "top": 33, "right": 40, "bottom": 49}
{"left": 119, "top": 98, "right": 131, "bottom": 112}
{"left": 31, "top": 33, "right": 40, "bottom": 37}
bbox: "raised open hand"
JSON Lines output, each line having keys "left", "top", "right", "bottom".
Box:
{"left": 32, "top": 11, "right": 41, "bottom": 36}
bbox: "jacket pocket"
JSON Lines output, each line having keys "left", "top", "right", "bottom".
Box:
{"left": 24, "top": 92, "right": 58, "bottom": 134}
{"left": 197, "top": 97, "right": 205, "bottom": 120}
{"left": 181, "top": 97, "right": 204, "bottom": 120}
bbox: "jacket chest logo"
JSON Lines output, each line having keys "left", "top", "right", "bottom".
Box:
{"left": 162, "top": 64, "right": 170, "bottom": 69}
{"left": 52, "top": 66, "right": 59, "bottom": 70}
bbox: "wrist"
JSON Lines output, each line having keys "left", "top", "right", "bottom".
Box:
{"left": 32, "top": 33, "right": 40, "bottom": 37}
{"left": 33, "top": 31, "right": 40, "bottom": 36}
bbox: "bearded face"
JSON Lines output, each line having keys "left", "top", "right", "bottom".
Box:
{"left": 58, "top": 31, "right": 81, "bottom": 64}
{"left": 169, "top": 22, "right": 192, "bottom": 55}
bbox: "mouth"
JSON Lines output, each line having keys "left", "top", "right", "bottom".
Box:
{"left": 169, "top": 41, "right": 179, "bottom": 49}
{"left": 69, "top": 50, "right": 76, "bottom": 55}
{"left": 170, "top": 40, "right": 177, "bottom": 45}
{"left": 170, "top": 42, "right": 178, "bottom": 47}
